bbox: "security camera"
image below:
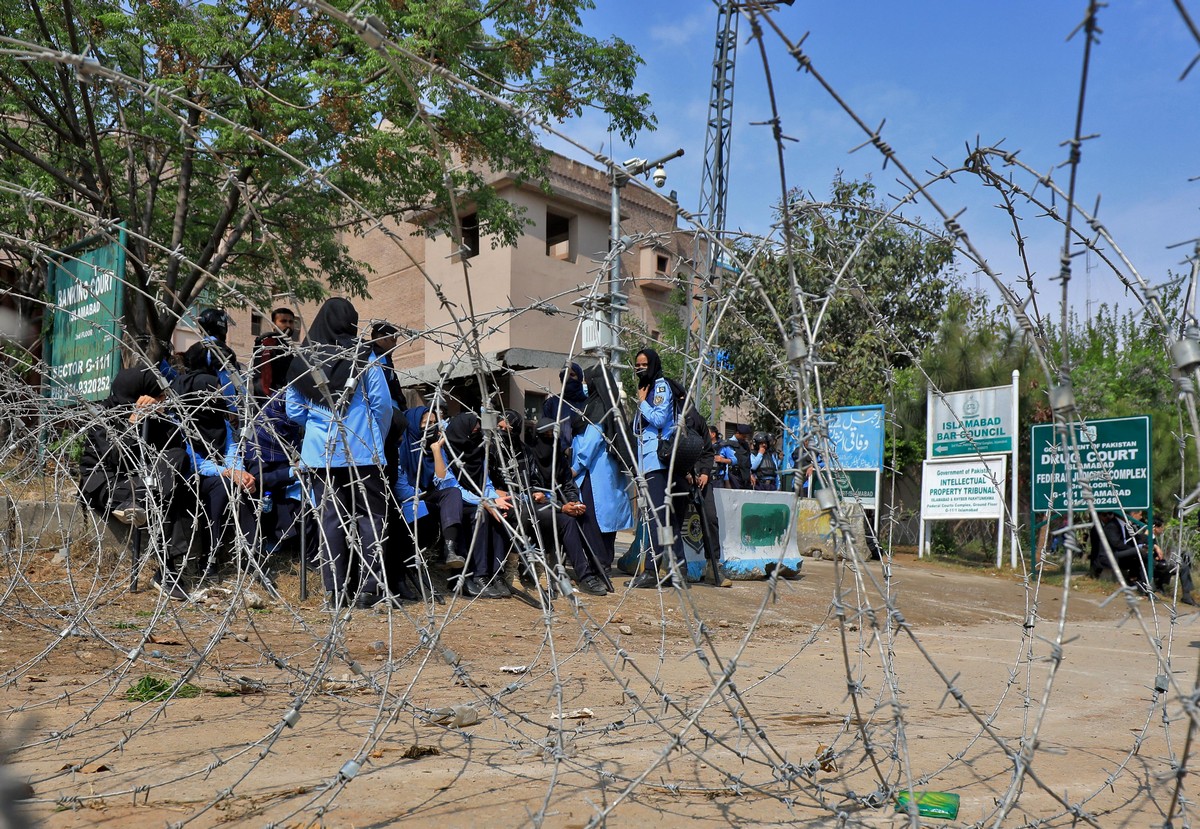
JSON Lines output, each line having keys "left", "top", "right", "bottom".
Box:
{"left": 651, "top": 165, "right": 667, "bottom": 188}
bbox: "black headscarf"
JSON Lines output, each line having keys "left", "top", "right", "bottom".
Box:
{"left": 562, "top": 362, "right": 586, "bottom": 407}
{"left": 285, "top": 297, "right": 361, "bottom": 406}
{"left": 501, "top": 409, "right": 524, "bottom": 448}
{"left": 183, "top": 336, "right": 240, "bottom": 377}
{"left": 582, "top": 364, "right": 636, "bottom": 471}
{"left": 582, "top": 365, "right": 618, "bottom": 437}
{"left": 531, "top": 415, "right": 560, "bottom": 472}
{"left": 172, "top": 369, "right": 230, "bottom": 460}
{"left": 634, "top": 348, "right": 663, "bottom": 390}
{"left": 398, "top": 405, "right": 431, "bottom": 485}
{"left": 635, "top": 346, "right": 688, "bottom": 417}
{"left": 444, "top": 412, "right": 487, "bottom": 495}
{"left": 106, "top": 367, "right": 164, "bottom": 409}
{"left": 544, "top": 361, "right": 587, "bottom": 436}
{"left": 492, "top": 409, "right": 526, "bottom": 491}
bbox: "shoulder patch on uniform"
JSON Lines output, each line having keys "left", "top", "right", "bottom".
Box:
{"left": 653, "top": 391, "right": 665, "bottom": 406}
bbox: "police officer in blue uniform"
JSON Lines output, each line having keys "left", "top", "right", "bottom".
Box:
{"left": 629, "top": 347, "right": 688, "bottom": 589}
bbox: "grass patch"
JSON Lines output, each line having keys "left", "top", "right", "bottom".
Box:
{"left": 135, "top": 610, "right": 154, "bottom": 618}
{"left": 125, "top": 675, "right": 202, "bottom": 702}
{"left": 110, "top": 621, "right": 139, "bottom": 630}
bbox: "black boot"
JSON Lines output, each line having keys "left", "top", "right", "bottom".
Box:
{"left": 444, "top": 539, "right": 466, "bottom": 570}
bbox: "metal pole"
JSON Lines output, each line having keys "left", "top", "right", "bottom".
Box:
{"left": 299, "top": 482, "right": 309, "bottom": 601}
{"left": 1010, "top": 369, "right": 1020, "bottom": 568}
{"left": 609, "top": 170, "right": 625, "bottom": 366}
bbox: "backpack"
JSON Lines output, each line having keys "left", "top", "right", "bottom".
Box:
{"left": 655, "top": 382, "right": 706, "bottom": 473}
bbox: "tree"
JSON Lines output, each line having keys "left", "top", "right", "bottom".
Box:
{"left": 1044, "top": 295, "right": 1183, "bottom": 512}
{"left": 715, "top": 175, "right": 957, "bottom": 425}
{"left": 0, "top": 0, "right": 653, "bottom": 360}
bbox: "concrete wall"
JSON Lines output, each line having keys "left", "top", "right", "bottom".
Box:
{"left": 216, "top": 150, "right": 696, "bottom": 416}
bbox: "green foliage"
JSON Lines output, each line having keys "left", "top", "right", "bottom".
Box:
{"left": 1044, "top": 292, "right": 1183, "bottom": 512}
{"left": 889, "top": 290, "right": 1041, "bottom": 473}
{"left": 125, "top": 675, "right": 201, "bottom": 702}
{"left": 716, "top": 175, "right": 957, "bottom": 427}
{"left": 892, "top": 280, "right": 1184, "bottom": 510}
{"left": 0, "top": 0, "right": 654, "bottom": 358}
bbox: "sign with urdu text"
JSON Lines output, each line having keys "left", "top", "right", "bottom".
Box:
{"left": 782, "top": 405, "right": 885, "bottom": 474}
{"left": 1030, "top": 416, "right": 1151, "bottom": 512}
{"left": 927, "top": 385, "right": 1015, "bottom": 457}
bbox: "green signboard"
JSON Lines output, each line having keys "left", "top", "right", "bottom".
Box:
{"left": 1030, "top": 416, "right": 1151, "bottom": 512}
{"left": 46, "top": 228, "right": 126, "bottom": 402}
{"left": 811, "top": 468, "right": 880, "bottom": 511}
{"left": 928, "top": 384, "right": 1015, "bottom": 457}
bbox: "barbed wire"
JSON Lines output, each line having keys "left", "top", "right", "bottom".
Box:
{"left": 1, "top": 2, "right": 1199, "bottom": 827}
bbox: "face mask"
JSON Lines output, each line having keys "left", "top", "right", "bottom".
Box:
{"left": 635, "top": 367, "right": 647, "bottom": 379}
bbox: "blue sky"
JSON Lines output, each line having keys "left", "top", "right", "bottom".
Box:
{"left": 544, "top": 1, "right": 1200, "bottom": 318}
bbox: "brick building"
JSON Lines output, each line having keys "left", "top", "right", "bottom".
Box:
{"left": 218, "top": 151, "right": 693, "bottom": 422}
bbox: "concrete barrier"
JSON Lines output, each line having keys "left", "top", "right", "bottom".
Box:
{"left": 617, "top": 491, "right": 868, "bottom": 581}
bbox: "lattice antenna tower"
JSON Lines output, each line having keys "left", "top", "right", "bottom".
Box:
{"left": 687, "top": 1, "right": 740, "bottom": 412}
{"left": 688, "top": 2, "right": 793, "bottom": 417}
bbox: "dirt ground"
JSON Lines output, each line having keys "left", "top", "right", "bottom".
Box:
{"left": 1, "top": 547, "right": 1196, "bottom": 828}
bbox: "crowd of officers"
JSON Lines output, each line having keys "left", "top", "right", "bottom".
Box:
{"left": 77, "top": 298, "right": 791, "bottom": 607}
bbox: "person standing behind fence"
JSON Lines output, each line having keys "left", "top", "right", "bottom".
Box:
{"left": 543, "top": 361, "right": 588, "bottom": 445}
{"left": 728, "top": 425, "right": 753, "bottom": 489}
{"left": 286, "top": 297, "right": 391, "bottom": 609}
{"left": 572, "top": 364, "right": 634, "bottom": 569}
{"left": 710, "top": 426, "right": 732, "bottom": 488}
{"left": 629, "top": 348, "right": 687, "bottom": 589}
{"left": 751, "top": 431, "right": 780, "bottom": 491}
{"left": 252, "top": 307, "right": 298, "bottom": 402}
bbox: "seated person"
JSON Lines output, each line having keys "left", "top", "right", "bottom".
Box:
{"left": 79, "top": 366, "right": 186, "bottom": 527}
{"left": 243, "top": 390, "right": 308, "bottom": 562}
{"left": 392, "top": 429, "right": 458, "bottom": 602}
{"left": 524, "top": 415, "right": 608, "bottom": 596}
{"left": 1090, "top": 511, "right": 1149, "bottom": 587}
{"left": 443, "top": 412, "right": 512, "bottom": 599}
{"left": 398, "top": 405, "right": 465, "bottom": 570}
{"left": 170, "top": 365, "right": 256, "bottom": 599}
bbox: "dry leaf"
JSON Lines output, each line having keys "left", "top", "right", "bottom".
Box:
{"left": 402, "top": 745, "right": 440, "bottom": 759}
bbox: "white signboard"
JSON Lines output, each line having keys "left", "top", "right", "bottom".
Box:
{"left": 921, "top": 456, "right": 1008, "bottom": 520}
{"left": 927, "top": 384, "right": 1016, "bottom": 458}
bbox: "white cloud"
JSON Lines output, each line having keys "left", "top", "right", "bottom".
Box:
{"left": 648, "top": 12, "right": 709, "bottom": 49}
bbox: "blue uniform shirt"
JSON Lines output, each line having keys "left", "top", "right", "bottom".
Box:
{"left": 635, "top": 378, "right": 673, "bottom": 474}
